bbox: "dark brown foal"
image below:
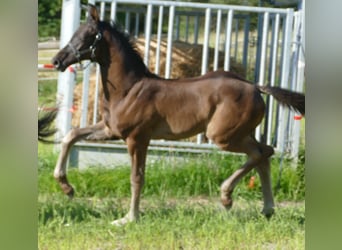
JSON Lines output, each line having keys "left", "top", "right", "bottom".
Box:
{"left": 51, "top": 4, "right": 305, "bottom": 225}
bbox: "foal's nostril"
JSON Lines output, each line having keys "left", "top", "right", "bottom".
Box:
{"left": 52, "top": 59, "right": 60, "bottom": 69}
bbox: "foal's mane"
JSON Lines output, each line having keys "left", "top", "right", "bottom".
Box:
{"left": 97, "top": 21, "right": 249, "bottom": 83}
{"left": 99, "top": 21, "right": 159, "bottom": 78}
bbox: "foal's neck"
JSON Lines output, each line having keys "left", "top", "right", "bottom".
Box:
{"left": 100, "top": 29, "right": 158, "bottom": 98}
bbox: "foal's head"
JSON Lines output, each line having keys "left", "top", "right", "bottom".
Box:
{"left": 52, "top": 4, "right": 106, "bottom": 71}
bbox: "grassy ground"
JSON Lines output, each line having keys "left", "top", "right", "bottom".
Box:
{"left": 38, "top": 42, "right": 305, "bottom": 249}
{"left": 39, "top": 196, "right": 304, "bottom": 249}
{"left": 38, "top": 143, "right": 305, "bottom": 249}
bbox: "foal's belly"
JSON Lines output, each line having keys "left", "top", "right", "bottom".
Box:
{"left": 150, "top": 120, "right": 206, "bottom": 140}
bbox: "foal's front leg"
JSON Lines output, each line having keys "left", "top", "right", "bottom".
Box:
{"left": 111, "top": 137, "right": 149, "bottom": 226}
{"left": 54, "top": 121, "right": 113, "bottom": 197}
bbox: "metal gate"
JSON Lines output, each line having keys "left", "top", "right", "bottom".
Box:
{"left": 55, "top": 0, "right": 305, "bottom": 168}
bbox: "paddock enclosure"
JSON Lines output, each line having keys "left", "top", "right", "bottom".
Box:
{"left": 54, "top": 0, "right": 305, "bottom": 168}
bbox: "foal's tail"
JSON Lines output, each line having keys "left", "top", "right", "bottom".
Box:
{"left": 38, "top": 108, "right": 58, "bottom": 143}
{"left": 257, "top": 85, "right": 305, "bottom": 116}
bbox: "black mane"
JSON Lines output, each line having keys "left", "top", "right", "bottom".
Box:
{"left": 99, "top": 21, "right": 159, "bottom": 78}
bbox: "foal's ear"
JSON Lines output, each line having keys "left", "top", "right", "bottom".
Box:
{"left": 87, "top": 4, "right": 99, "bottom": 23}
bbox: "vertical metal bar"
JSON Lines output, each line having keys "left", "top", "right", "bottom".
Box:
{"left": 290, "top": 8, "right": 305, "bottom": 159}
{"left": 155, "top": 6, "right": 164, "bottom": 75}
{"left": 125, "top": 12, "right": 131, "bottom": 33}
{"left": 224, "top": 9, "right": 233, "bottom": 71}
{"left": 258, "top": 12, "right": 269, "bottom": 85}
{"left": 297, "top": 0, "right": 305, "bottom": 93}
{"left": 175, "top": 15, "right": 180, "bottom": 40}
{"left": 165, "top": 6, "right": 175, "bottom": 79}
{"left": 276, "top": 9, "right": 294, "bottom": 152}
{"left": 56, "top": 0, "right": 80, "bottom": 141}
{"left": 287, "top": 12, "right": 300, "bottom": 146}
{"left": 100, "top": 1, "right": 105, "bottom": 21}
{"left": 134, "top": 13, "right": 140, "bottom": 38}
{"left": 144, "top": 4, "right": 153, "bottom": 66}
{"left": 263, "top": 15, "right": 274, "bottom": 144}
{"left": 213, "top": 10, "right": 222, "bottom": 71}
{"left": 242, "top": 15, "right": 250, "bottom": 70}
{"left": 272, "top": 15, "right": 286, "bottom": 147}
{"left": 290, "top": 13, "right": 300, "bottom": 91}
{"left": 278, "top": 16, "right": 286, "bottom": 87}
{"left": 197, "top": 8, "right": 211, "bottom": 144}
{"left": 288, "top": 28, "right": 299, "bottom": 149}
{"left": 110, "top": 1, "right": 117, "bottom": 22}
{"left": 254, "top": 12, "right": 263, "bottom": 82}
{"left": 201, "top": 8, "right": 211, "bottom": 75}
{"left": 80, "top": 66, "right": 90, "bottom": 128}
{"left": 255, "top": 12, "right": 269, "bottom": 142}
{"left": 185, "top": 16, "right": 189, "bottom": 43}
{"left": 92, "top": 65, "right": 100, "bottom": 124}
{"left": 266, "top": 13, "right": 280, "bottom": 145}
{"left": 194, "top": 15, "right": 199, "bottom": 44}
{"left": 267, "top": 15, "right": 275, "bottom": 84}
{"left": 234, "top": 18, "right": 239, "bottom": 61}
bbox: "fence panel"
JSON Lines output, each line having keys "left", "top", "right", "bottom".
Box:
{"left": 55, "top": 0, "right": 305, "bottom": 168}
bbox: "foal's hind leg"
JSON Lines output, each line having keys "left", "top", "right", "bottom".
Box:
{"left": 54, "top": 121, "right": 115, "bottom": 197}
{"left": 255, "top": 156, "right": 275, "bottom": 218}
{"left": 217, "top": 136, "right": 275, "bottom": 217}
{"left": 245, "top": 141, "right": 275, "bottom": 217}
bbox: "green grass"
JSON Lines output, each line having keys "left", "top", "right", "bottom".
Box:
{"left": 39, "top": 196, "right": 304, "bottom": 250}
{"left": 38, "top": 143, "right": 304, "bottom": 249}
{"left": 38, "top": 79, "right": 58, "bottom": 106}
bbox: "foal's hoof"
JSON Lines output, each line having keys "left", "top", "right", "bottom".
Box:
{"left": 60, "top": 183, "right": 75, "bottom": 199}
{"left": 65, "top": 187, "right": 75, "bottom": 199}
{"left": 56, "top": 176, "right": 75, "bottom": 199}
{"left": 262, "top": 208, "right": 275, "bottom": 219}
{"left": 111, "top": 216, "right": 134, "bottom": 227}
{"left": 221, "top": 198, "right": 233, "bottom": 210}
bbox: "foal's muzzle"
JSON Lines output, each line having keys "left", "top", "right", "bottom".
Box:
{"left": 52, "top": 31, "right": 102, "bottom": 72}
{"left": 51, "top": 56, "right": 69, "bottom": 72}
{"left": 52, "top": 58, "right": 61, "bottom": 70}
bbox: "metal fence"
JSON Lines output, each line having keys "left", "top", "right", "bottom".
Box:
{"left": 55, "top": 0, "right": 305, "bottom": 168}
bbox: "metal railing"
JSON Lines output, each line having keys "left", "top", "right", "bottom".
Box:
{"left": 55, "top": 0, "right": 305, "bottom": 165}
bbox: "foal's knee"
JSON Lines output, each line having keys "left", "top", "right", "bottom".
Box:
{"left": 61, "top": 128, "right": 78, "bottom": 145}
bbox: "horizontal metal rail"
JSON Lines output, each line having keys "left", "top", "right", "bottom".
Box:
{"left": 95, "top": 0, "right": 292, "bottom": 14}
